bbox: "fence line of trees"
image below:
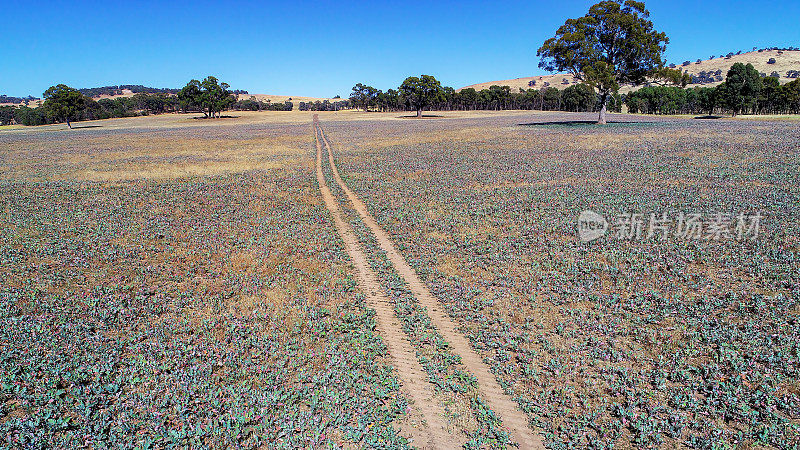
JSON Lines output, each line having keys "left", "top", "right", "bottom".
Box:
{"left": 627, "top": 63, "right": 800, "bottom": 115}
{"left": 298, "top": 100, "right": 348, "bottom": 111}
{"left": 231, "top": 97, "right": 293, "bottom": 111}
{"left": 77, "top": 85, "right": 182, "bottom": 97}
{"left": 345, "top": 63, "right": 799, "bottom": 118}
{"left": 347, "top": 77, "right": 623, "bottom": 114}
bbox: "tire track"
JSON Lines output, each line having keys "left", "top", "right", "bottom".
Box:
{"left": 313, "top": 116, "right": 455, "bottom": 449}
{"left": 317, "top": 121, "right": 545, "bottom": 450}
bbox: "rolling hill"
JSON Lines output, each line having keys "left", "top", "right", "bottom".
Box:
{"left": 82, "top": 89, "right": 339, "bottom": 105}
{"left": 460, "top": 49, "right": 800, "bottom": 94}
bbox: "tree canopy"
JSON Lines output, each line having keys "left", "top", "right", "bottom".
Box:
{"left": 178, "top": 76, "right": 235, "bottom": 118}
{"left": 537, "top": 0, "right": 669, "bottom": 123}
{"left": 349, "top": 83, "right": 379, "bottom": 111}
{"left": 721, "top": 63, "right": 763, "bottom": 116}
{"left": 561, "top": 84, "right": 596, "bottom": 112}
{"left": 42, "top": 84, "right": 86, "bottom": 128}
{"left": 399, "top": 75, "right": 445, "bottom": 117}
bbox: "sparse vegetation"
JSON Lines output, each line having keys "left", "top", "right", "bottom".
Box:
{"left": 0, "top": 118, "right": 412, "bottom": 447}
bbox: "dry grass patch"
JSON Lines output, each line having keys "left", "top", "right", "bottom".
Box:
{"left": 0, "top": 121, "right": 311, "bottom": 181}
{"left": 436, "top": 255, "right": 461, "bottom": 278}
{"left": 77, "top": 160, "right": 290, "bottom": 181}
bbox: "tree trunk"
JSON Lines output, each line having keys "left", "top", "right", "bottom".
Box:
{"left": 598, "top": 93, "right": 609, "bottom": 124}
{"left": 416, "top": 108, "right": 422, "bottom": 118}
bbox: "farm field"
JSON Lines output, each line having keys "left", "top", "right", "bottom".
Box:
{"left": 0, "top": 114, "right": 420, "bottom": 447}
{"left": 324, "top": 112, "right": 800, "bottom": 448}
{"left": 1, "top": 110, "right": 799, "bottom": 448}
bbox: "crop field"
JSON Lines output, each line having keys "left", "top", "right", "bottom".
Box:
{"left": 1, "top": 110, "right": 799, "bottom": 448}
{"left": 325, "top": 113, "right": 800, "bottom": 448}
{"left": 0, "top": 115, "right": 419, "bottom": 447}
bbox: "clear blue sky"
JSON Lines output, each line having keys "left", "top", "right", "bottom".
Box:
{"left": 2, "top": 0, "right": 798, "bottom": 98}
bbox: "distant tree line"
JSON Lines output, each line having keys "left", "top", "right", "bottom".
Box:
{"left": 347, "top": 76, "right": 622, "bottom": 114}
{"left": 0, "top": 95, "right": 37, "bottom": 105}
{"left": 1, "top": 76, "right": 262, "bottom": 126}
{"left": 627, "top": 63, "right": 800, "bottom": 115}
{"left": 78, "top": 85, "right": 181, "bottom": 97}
{"left": 231, "top": 97, "right": 293, "bottom": 111}
{"left": 2, "top": 90, "right": 183, "bottom": 127}
{"left": 298, "top": 100, "right": 348, "bottom": 111}
{"left": 348, "top": 65, "right": 800, "bottom": 117}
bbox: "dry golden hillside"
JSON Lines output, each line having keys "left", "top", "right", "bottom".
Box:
{"left": 0, "top": 99, "right": 43, "bottom": 107}
{"left": 460, "top": 49, "right": 800, "bottom": 94}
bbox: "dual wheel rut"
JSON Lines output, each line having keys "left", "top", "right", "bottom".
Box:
{"left": 313, "top": 116, "right": 543, "bottom": 449}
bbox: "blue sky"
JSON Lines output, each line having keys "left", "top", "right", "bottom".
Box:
{"left": 2, "top": 0, "right": 798, "bottom": 98}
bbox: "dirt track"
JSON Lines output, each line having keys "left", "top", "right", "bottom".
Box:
{"left": 314, "top": 116, "right": 544, "bottom": 449}
{"left": 313, "top": 117, "right": 455, "bottom": 448}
